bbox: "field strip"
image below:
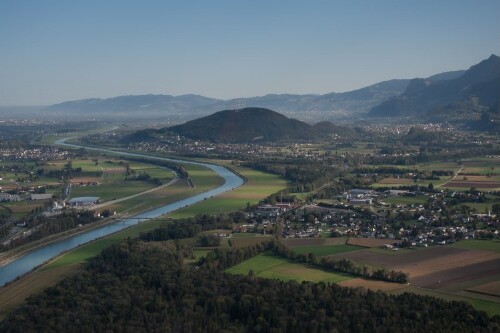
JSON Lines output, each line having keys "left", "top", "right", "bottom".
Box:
{"left": 338, "top": 278, "right": 407, "bottom": 292}
{"left": 465, "top": 280, "right": 500, "bottom": 298}
{"left": 87, "top": 171, "right": 179, "bottom": 210}
{"left": 395, "top": 250, "right": 500, "bottom": 278}
{"left": 0, "top": 263, "right": 83, "bottom": 321}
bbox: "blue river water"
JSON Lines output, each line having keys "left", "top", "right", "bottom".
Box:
{"left": 0, "top": 139, "right": 244, "bottom": 286}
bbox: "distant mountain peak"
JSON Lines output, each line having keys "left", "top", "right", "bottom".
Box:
{"left": 369, "top": 55, "right": 500, "bottom": 117}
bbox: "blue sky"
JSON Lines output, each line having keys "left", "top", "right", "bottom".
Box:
{"left": 1, "top": 0, "right": 499, "bottom": 105}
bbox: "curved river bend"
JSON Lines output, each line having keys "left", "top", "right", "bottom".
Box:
{"left": 0, "top": 139, "right": 244, "bottom": 286}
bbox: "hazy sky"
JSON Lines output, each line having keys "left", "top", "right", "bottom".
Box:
{"left": 1, "top": 0, "right": 499, "bottom": 105}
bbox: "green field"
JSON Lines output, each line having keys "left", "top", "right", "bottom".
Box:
{"left": 226, "top": 253, "right": 355, "bottom": 283}
{"left": 42, "top": 239, "right": 118, "bottom": 270}
{"left": 170, "top": 164, "right": 287, "bottom": 219}
{"left": 290, "top": 244, "right": 364, "bottom": 257}
{"left": 449, "top": 239, "right": 500, "bottom": 253}
{"left": 42, "top": 163, "right": 285, "bottom": 270}
{"left": 69, "top": 159, "right": 176, "bottom": 202}
{"left": 70, "top": 181, "right": 153, "bottom": 201}
{"left": 383, "top": 195, "right": 429, "bottom": 206}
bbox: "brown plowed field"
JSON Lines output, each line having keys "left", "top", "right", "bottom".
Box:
{"left": 395, "top": 249, "right": 500, "bottom": 278}
{"left": 282, "top": 238, "right": 325, "bottom": 247}
{"left": 338, "top": 278, "right": 407, "bottom": 292}
{"left": 331, "top": 246, "right": 500, "bottom": 292}
{"left": 347, "top": 237, "right": 395, "bottom": 248}
{"left": 283, "top": 237, "right": 347, "bottom": 248}
{"left": 444, "top": 180, "right": 500, "bottom": 188}
{"left": 410, "top": 258, "right": 500, "bottom": 289}
{"left": 467, "top": 280, "right": 500, "bottom": 297}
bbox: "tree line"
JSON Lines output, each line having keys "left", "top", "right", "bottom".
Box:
{"left": 2, "top": 238, "right": 498, "bottom": 332}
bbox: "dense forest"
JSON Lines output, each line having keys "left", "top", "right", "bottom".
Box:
{"left": 2, "top": 233, "right": 499, "bottom": 332}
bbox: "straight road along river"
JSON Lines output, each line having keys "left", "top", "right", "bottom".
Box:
{"left": 0, "top": 139, "right": 244, "bottom": 286}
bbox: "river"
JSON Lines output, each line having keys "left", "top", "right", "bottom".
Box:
{"left": 0, "top": 139, "right": 244, "bottom": 286}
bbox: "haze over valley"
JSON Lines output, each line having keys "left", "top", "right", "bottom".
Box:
{"left": 0, "top": 1, "right": 499, "bottom": 332}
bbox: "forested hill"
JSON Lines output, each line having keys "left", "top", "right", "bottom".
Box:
{"left": 1, "top": 239, "right": 498, "bottom": 332}
{"left": 162, "top": 107, "right": 359, "bottom": 143}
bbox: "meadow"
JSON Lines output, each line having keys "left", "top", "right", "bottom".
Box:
{"left": 226, "top": 252, "right": 355, "bottom": 283}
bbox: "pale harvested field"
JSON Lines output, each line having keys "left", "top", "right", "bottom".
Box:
{"left": 378, "top": 177, "right": 415, "bottom": 184}
{"left": 102, "top": 167, "right": 125, "bottom": 174}
{"left": 347, "top": 237, "right": 393, "bottom": 248}
{"left": 0, "top": 263, "right": 83, "bottom": 320}
{"left": 338, "top": 278, "right": 407, "bottom": 292}
{"left": 466, "top": 280, "right": 500, "bottom": 297}
{"left": 70, "top": 177, "right": 101, "bottom": 184}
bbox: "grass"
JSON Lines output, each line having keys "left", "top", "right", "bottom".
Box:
{"left": 226, "top": 252, "right": 355, "bottom": 283}
{"left": 290, "top": 244, "right": 364, "bottom": 257}
{"left": 70, "top": 181, "right": 153, "bottom": 201}
{"left": 383, "top": 195, "right": 428, "bottom": 206}
{"left": 42, "top": 239, "right": 118, "bottom": 270}
{"left": 0, "top": 263, "right": 84, "bottom": 321}
{"left": 228, "top": 236, "right": 273, "bottom": 248}
{"left": 184, "top": 249, "right": 211, "bottom": 264}
{"left": 170, "top": 164, "right": 287, "bottom": 219}
{"left": 449, "top": 239, "right": 500, "bottom": 253}
{"left": 0, "top": 160, "right": 287, "bottom": 320}
{"left": 40, "top": 163, "right": 285, "bottom": 270}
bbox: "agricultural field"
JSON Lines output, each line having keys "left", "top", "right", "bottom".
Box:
{"left": 449, "top": 239, "right": 500, "bottom": 253}
{"left": 226, "top": 252, "right": 355, "bottom": 284}
{"left": 35, "top": 162, "right": 285, "bottom": 273}
{"left": 0, "top": 157, "right": 178, "bottom": 219}
{"left": 459, "top": 157, "right": 500, "bottom": 175}
{"left": 346, "top": 237, "right": 395, "bottom": 248}
{"left": 0, "top": 263, "right": 84, "bottom": 321}
{"left": 441, "top": 158, "right": 500, "bottom": 190}
{"left": 443, "top": 176, "right": 500, "bottom": 190}
{"left": 281, "top": 237, "right": 364, "bottom": 257}
{"left": 327, "top": 242, "right": 500, "bottom": 315}
{"left": 68, "top": 159, "right": 176, "bottom": 202}
{"left": 290, "top": 244, "right": 363, "bottom": 257}
{"left": 283, "top": 237, "right": 348, "bottom": 247}
{"left": 1, "top": 200, "right": 48, "bottom": 218}
{"left": 170, "top": 164, "right": 287, "bottom": 219}
{"left": 382, "top": 195, "right": 429, "bottom": 206}
{"left": 227, "top": 235, "right": 273, "bottom": 248}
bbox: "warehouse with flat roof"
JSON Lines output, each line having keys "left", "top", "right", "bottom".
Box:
{"left": 68, "top": 196, "right": 99, "bottom": 206}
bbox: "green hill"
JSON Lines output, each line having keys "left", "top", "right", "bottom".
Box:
{"left": 119, "top": 108, "right": 359, "bottom": 144}
{"left": 166, "top": 108, "right": 315, "bottom": 143}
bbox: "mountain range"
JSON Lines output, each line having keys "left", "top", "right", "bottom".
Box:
{"left": 369, "top": 55, "right": 500, "bottom": 117}
{"left": 43, "top": 55, "right": 499, "bottom": 123}
{"left": 46, "top": 79, "right": 412, "bottom": 121}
